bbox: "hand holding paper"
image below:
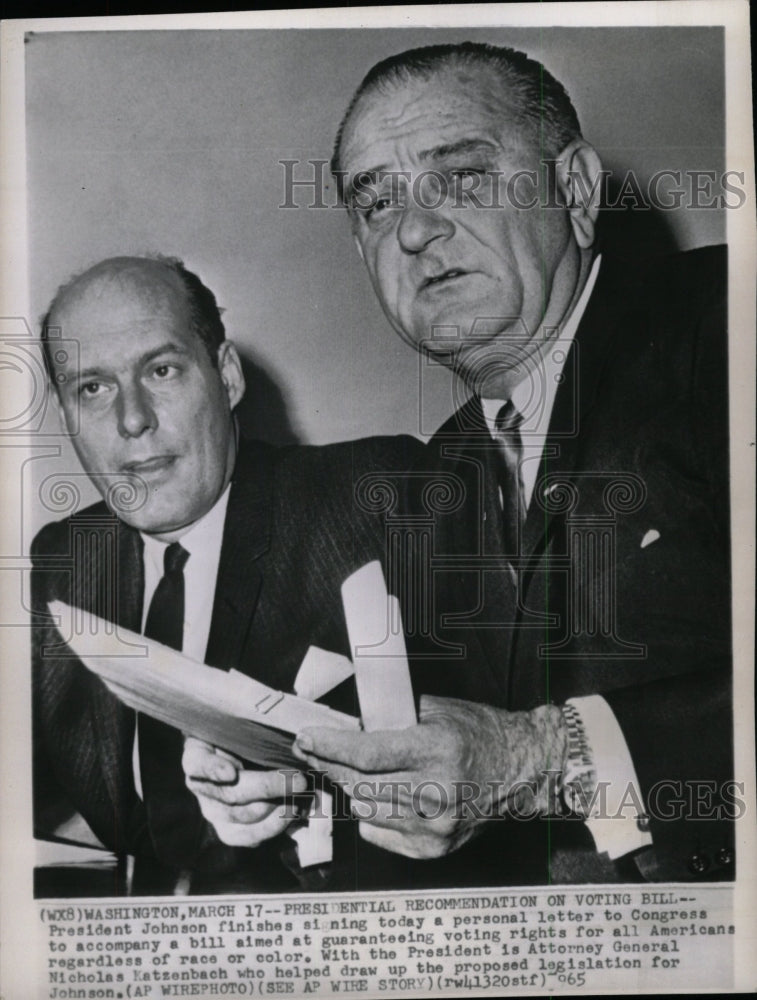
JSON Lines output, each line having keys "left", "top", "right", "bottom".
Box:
{"left": 295, "top": 696, "right": 568, "bottom": 859}
{"left": 48, "top": 559, "right": 425, "bottom": 864}
{"left": 48, "top": 600, "right": 359, "bottom": 771}
{"left": 295, "top": 562, "right": 565, "bottom": 860}
{"left": 48, "top": 600, "right": 356, "bottom": 862}
{"left": 182, "top": 738, "right": 306, "bottom": 848}
{"left": 179, "top": 559, "right": 420, "bottom": 862}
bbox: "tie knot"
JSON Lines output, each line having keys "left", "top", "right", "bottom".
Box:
{"left": 495, "top": 399, "right": 523, "bottom": 434}
{"left": 163, "top": 541, "right": 189, "bottom": 577}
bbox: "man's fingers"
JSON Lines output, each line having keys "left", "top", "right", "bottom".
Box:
{"left": 197, "top": 794, "right": 278, "bottom": 828}
{"left": 234, "top": 767, "right": 307, "bottom": 801}
{"left": 182, "top": 735, "right": 239, "bottom": 765}
{"left": 295, "top": 758, "right": 362, "bottom": 791}
{"left": 207, "top": 804, "right": 296, "bottom": 849}
{"left": 182, "top": 737, "right": 241, "bottom": 783}
{"left": 295, "top": 726, "right": 420, "bottom": 772}
{"left": 186, "top": 764, "right": 307, "bottom": 804}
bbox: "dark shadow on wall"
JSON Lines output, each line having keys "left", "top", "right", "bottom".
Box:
{"left": 597, "top": 172, "right": 679, "bottom": 260}
{"left": 235, "top": 351, "right": 302, "bottom": 447}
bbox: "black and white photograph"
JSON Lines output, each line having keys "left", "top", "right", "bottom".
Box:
{"left": 0, "top": 3, "right": 755, "bottom": 996}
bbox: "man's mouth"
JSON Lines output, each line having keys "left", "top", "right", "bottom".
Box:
{"left": 122, "top": 455, "right": 177, "bottom": 474}
{"left": 421, "top": 268, "right": 469, "bottom": 289}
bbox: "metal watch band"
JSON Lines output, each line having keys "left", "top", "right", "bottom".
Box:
{"left": 560, "top": 701, "right": 597, "bottom": 817}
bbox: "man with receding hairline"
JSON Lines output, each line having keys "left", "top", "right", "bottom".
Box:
{"left": 32, "top": 254, "right": 421, "bottom": 893}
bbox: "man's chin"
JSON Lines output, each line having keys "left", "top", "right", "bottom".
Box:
{"left": 417, "top": 337, "right": 502, "bottom": 379}
{"left": 107, "top": 497, "right": 190, "bottom": 538}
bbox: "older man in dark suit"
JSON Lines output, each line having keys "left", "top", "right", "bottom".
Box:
{"left": 32, "top": 255, "right": 420, "bottom": 893}
{"left": 292, "top": 42, "right": 734, "bottom": 884}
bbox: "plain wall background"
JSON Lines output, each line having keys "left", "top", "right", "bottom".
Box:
{"left": 25, "top": 26, "right": 724, "bottom": 532}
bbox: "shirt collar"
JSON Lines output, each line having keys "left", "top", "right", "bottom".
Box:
{"left": 141, "top": 483, "right": 232, "bottom": 576}
{"left": 482, "top": 253, "right": 602, "bottom": 434}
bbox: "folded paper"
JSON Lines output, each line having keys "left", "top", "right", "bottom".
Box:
{"left": 48, "top": 600, "right": 360, "bottom": 771}
{"left": 293, "top": 646, "right": 354, "bottom": 701}
{"left": 340, "top": 560, "right": 417, "bottom": 731}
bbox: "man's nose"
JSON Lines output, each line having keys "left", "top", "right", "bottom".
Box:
{"left": 117, "top": 383, "right": 157, "bottom": 438}
{"left": 397, "top": 198, "right": 455, "bottom": 254}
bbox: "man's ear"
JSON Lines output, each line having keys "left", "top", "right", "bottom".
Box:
{"left": 217, "top": 341, "right": 246, "bottom": 410}
{"left": 555, "top": 139, "right": 603, "bottom": 250}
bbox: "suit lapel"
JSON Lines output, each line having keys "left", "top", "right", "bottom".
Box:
{"left": 88, "top": 518, "right": 144, "bottom": 824}
{"left": 522, "top": 257, "right": 624, "bottom": 561}
{"left": 205, "top": 441, "right": 273, "bottom": 673}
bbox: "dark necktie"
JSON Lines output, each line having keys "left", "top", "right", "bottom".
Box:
{"left": 139, "top": 541, "right": 203, "bottom": 867}
{"left": 494, "top": 400, "right": 526, "bottom": 558}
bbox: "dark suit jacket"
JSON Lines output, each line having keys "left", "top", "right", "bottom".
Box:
{"left": 399, "top": 246, "right": 733, "bottom": 884}
{"left": 32, "top": 434, "right": 421, "bottom": 891}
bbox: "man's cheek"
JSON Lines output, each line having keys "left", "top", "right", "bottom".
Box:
{"left": 364, "top": 252, "right": 386, "bottom": 298}
{"left": 378, "top": 254, "right": 407, "bottom": 304}
{"left": 69, "top": 434, "right": 99, "bottom": 473}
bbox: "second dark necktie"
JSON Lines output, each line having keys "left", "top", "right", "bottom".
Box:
{"left": 494, "top": 399, "right": 526, "bottom": 558}
{"left": 139, "top": 541, "right": 204, "bottom": 867}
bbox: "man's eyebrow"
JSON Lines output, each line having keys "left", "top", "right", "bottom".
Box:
{"left": 137, "top": 343, "right": 189, "bottom": 364}
{"left": 419, "top": 138, "right": 498, "bottom": 162}
{"left": 70, "top": 342, "right": 188, "bottom": 382}
{"left": 343, "top": 165, "right": 389, "bottom": 203}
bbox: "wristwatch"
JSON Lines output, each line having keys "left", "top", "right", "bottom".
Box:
{"left": 560, "top": 700, "right": 597, "bottom": 817}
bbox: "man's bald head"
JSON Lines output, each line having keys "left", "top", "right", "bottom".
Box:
{"left": 42, "top": 256, "right": 226, "bottom": 389}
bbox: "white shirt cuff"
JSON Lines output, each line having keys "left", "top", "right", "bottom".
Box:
{"left": 567, "top": 694, "right": 653, "bottom": 860}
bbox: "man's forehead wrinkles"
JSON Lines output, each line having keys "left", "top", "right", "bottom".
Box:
{"left": 419, "top": 138, "right": 500, "bottom": 163}
{"left": 345, "top": 87, "right": 524, "bottom": 174}
{"left": 377, "top": 97, "right": 493, "bottom": 138}
{"left": 347, "top": 119, "right": 498, "bottom": 171}
{"left": 376, "top": 88, "right": 431, "bottom": 132}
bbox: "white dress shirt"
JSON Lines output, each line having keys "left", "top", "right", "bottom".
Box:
{"left": 482, "top": 256, "right": 652, "bottom": 859}
{"left": 133, "top": 484, "right": 231, "bottom": 797}
{"left": 137, "top": 483, "right": 333, "bottom": 868}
